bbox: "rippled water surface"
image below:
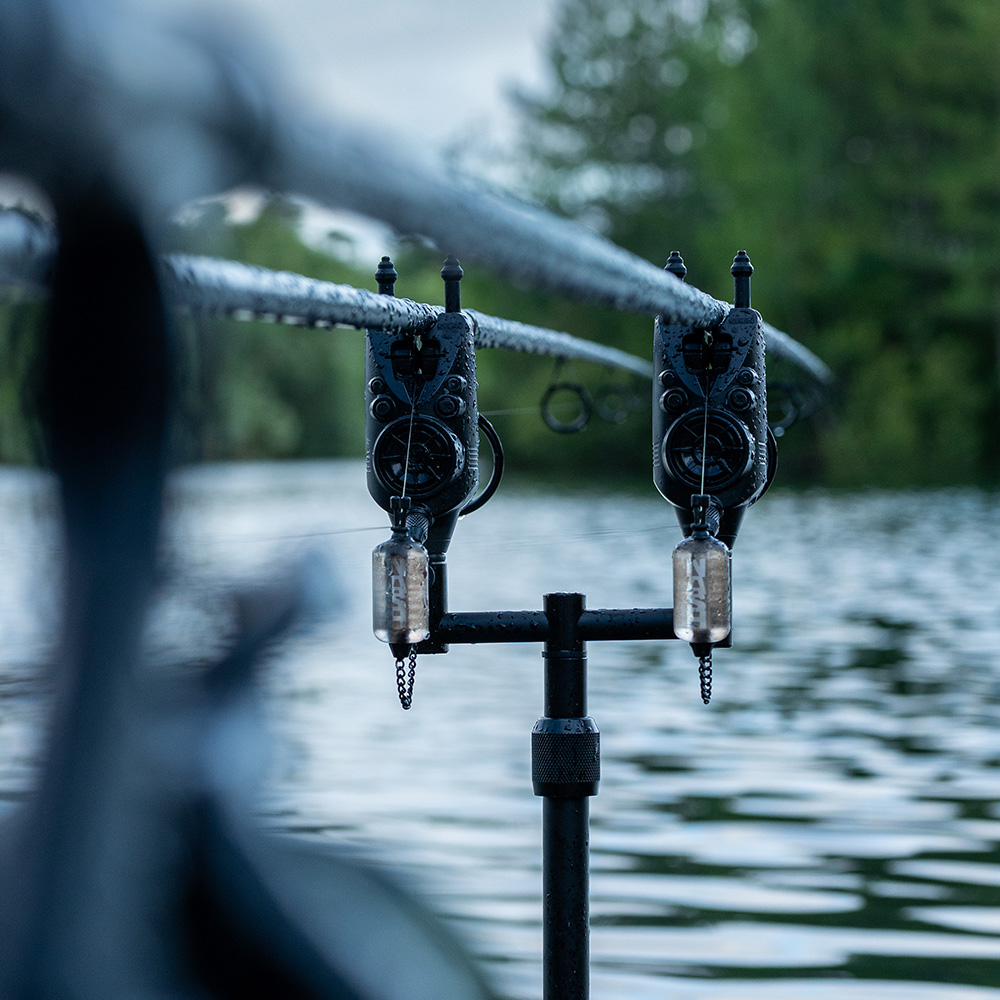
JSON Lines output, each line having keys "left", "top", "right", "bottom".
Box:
{"left": 2, "top": 461, "right": 1000, "bottom": 999}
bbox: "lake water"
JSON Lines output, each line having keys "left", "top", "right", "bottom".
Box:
{"left": 2, "top": 461, "right": 1000, "bottom": 1000}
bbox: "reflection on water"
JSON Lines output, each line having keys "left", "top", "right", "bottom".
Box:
{"left": 2, "top": 461, "right": 1000, "bottom": 999}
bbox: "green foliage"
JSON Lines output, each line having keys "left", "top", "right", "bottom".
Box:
{"left": 518, "top": 0, "right": 1000, "bottom": 484}
{"left": 168, "top": 198, "right": 369, "bottom": 463}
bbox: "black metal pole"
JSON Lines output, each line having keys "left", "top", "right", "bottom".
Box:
{"left": 531, "top": 593, "right": 599, "bottom": 1000}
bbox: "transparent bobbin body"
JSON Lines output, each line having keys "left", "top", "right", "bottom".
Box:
{"left": 672, "top": 531, "right": 732, "bottom": 644}
{"left": 372, "top": 527, "right": 430, "bottom": 645}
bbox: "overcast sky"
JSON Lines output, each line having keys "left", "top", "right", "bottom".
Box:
{"left": 136, "top": 0, "right": 560, "bottom": 152}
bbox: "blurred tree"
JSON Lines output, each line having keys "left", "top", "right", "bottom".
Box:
{"left": 517, "top": 0, "right": 1000, "bottom": 484}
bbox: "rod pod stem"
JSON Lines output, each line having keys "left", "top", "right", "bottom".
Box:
{"left": 532, "top": 592, "right": 599, "bottom": 1000}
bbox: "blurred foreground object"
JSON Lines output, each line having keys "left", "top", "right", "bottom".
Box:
{"left": 0, "top": 191, "right": 493, "bottom": 999}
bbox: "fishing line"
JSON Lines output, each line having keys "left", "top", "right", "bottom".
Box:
{"left": 177, "top": 525, "right": 389, "bottom": 544}
{"left": 268, "top": 525, "right": 387, "bottom": 540}
{"left": 400, "top": 370, "right": 421, "bottom": 499}
{"left": 700, "top": 332, "right": 712, "bottom": 496}
{"left": 480, "top": 406, "right": 544, "bottom": 417}
{"left": 699, "top": 388, "right": 710, "bottom": 496}
{"left": 480, "top": 404, "right": 588, "bottom": 417}
{"left": 192, "top": 518, "right": 672, "bottom": 549}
